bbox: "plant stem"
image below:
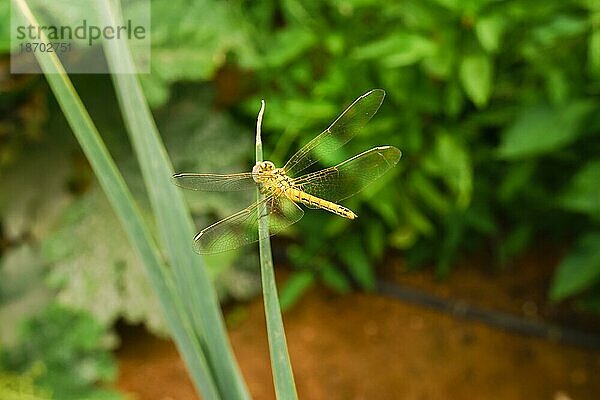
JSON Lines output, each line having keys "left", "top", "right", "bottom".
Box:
{"left": 255, "top": 100, "right": 299, "bottom": 400}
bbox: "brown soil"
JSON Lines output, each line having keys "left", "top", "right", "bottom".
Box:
{"left": 116, "top": 248, "right": 600, "bottom": 400}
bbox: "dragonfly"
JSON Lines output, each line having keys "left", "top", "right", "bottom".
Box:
{"left": 172, "top": 89, "right": 401, "bottom": 254}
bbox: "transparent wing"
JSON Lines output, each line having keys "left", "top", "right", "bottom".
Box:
{"left": 171, "top": 172, "right": 256, "bottom": 191}
{"left": 193, "top": 194, "right": 304, "bottom": 254}
{"left": 283, "top": 89, "right": 386, "bottom": 177}
{"left": 292, "top": 146, "right": 401, "bottom": 203}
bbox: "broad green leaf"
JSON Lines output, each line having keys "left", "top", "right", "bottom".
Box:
{"left": 0, "top": 2, "right": 11, "bottom": 52}
{"left": 390, "top": 225, "right": 418, "bottom": 249}
{"left": 320, "top": 263, "right": 351, "bottom": 293}
{"left": 577, "top": 284, "right": 600, "bottom": 313}
{"left": 430, "top": 0, "right": 460, "bottom": 11}
{"left": 366, "top": 222, "right": 386, "bottom": 259}
{"left": 532, "top": 15, "right": 588, "bottom": 47}
{"left": 263, "top": 28, "right": 317, "bottom": 67}
{"left": 370, "top": 198, "right": 401, "bottom": 227}
{"left": 352, "top": 33, "right": 436, "bottom": 67}
{"left": 498, "top": 161, "right": 536, "bottom": 202}
{"left": 431, "top": 0, "right": 486, "bottom": 13}
{"left": 590, "top": 29, "right": 600, "bottom": 78}
{"left": 550, "top": 233, "right": 600, "bottom": 301}
{"left": 151, "top": 48, "right": 219, "bottom": 81}
{"left": 498, "top": 101, "right": 596, "bottom": 159}
{"left": 138, "top": 70, "right": 170, "bottom": 108}
{"left": 475, "top": 15, "right": 505, "bottom": 53}
{"left": 42, "top": 188, "right": 168, "bottom": 334}
{"left": 463, "top": 205, "right": 497, "bottom": 235}
{"left": 459, "top": 54, "right": 493, "bottom": 108}
{"left": 423, "top": 41, "right": 454, "bottom": 78}
{"left": 278, "top": 271, "right": 315, "bottom": 310}
{"left": 436, "top": 210, "right": 465, "bottom": 278}
{"left": 0, "top": 245, "right": 52, "bottom": 347}
{"left": 410, "top": 172, "right": 450, "bottom": 214}
{"left": 2, "top": 304, "right": 122, "bottom": 400}
{"left": 398, "top": 193, "right": 434, "bottom": 235}
{"left": 339, "top": 236, "right": 375, "bottom": 290}
{"left": 136, "top": 0, "right": 257, "bottom": 107}
{"left": 545, "top": 67, "right": 569, "bottom": 104}
{"left": 498, "top": 225, "right": 532, "bottom": 266}
{"left": 560, "top": 160, "right": 600, "bottom": 218}
{"left": 444, "top": 81, "right": 464, "bottom": 117}
{"left": 422, "top": 132, "right": 473, "bottom": 209}
{"left": 0, "top": 369, "right": 51, "bottom": 400}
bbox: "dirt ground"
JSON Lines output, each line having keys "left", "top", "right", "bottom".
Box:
{"left": 116, "top": 247, "right": 600, "bottom": 400}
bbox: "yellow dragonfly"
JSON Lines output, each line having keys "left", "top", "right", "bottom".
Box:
{"left": 172, "top": 89, "right": 401, "bottom": 254}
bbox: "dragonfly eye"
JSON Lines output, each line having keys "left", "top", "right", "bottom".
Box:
{"left": 252, "top": 161, "right": 275, "bottom": 182}
{"left": 252, "top": 161, "right": 274, "bottom": 172}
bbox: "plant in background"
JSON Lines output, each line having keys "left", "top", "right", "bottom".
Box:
{"left": 157, "top": 0, "right": 597, "bottom": 306}
{"left": 1, "top": 304, "right": 121, "bottom": 400}
{"left": 0, "top": 367, "right": 51, "bottom": 400}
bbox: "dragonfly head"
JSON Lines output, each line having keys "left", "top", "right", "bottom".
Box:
{"left": 252, "top": 160, "right": 276, "bottom": 183}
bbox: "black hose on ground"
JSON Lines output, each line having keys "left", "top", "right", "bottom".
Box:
{"left": 376, "top": 280, "right": 600, "bottom": 351}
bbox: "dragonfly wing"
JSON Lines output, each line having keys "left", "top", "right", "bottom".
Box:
{"left": 293, "top": 146, "right": 401, "bottom": 202}
{"left": 171, "top": 172, "right": 256, "bottom": 191}
{"left": 282, "top": 89, "right": 385, "bottom": 177}
{"left": 193, "top": 194, "right": 304, "bottom": 254}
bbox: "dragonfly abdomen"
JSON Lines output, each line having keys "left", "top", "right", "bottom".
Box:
{"left": 286, "top": 188, "right": 357, "bottom": 220}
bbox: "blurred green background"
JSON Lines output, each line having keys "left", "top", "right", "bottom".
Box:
{"left": 1, "top": 0, "right": 599, "bottom": 398}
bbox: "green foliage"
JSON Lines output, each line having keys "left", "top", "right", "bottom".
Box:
{"left": 0, "top": 79, "right": 257, "bottom": 337}
{"left": 191, "top": 0, "right": 598, "bottom": 304}
{"left": 498, "top": 101, "right": 596, "bottom": 159}
{"left": 550, "top": 233, "right": 600, "bottom": 301}
{"left": 560, "top": 160, "right": 600, "bottom": 219}
{"left": 0, "top": 367, "right": 51, "bottom": 400}
{"left": 459, "top": 54, "right": 493, "bottom": 108}
{"left": 141, "top": 0, "right": 257, "bottom": 106}
{"left": 0, "top": 2, "right": 11, "bottom": 53}
{"left": 0, "top": 245, "right": 52, "bottom": 347}
{"left": 279, "top": 270, "right": 315, "bottom": 311}
{"left": 3, "top": 0, "right": 599, "bottom": 326}
{"left": 42, "top": 187, "right": 168, "bottom": 333}
{"left": 1, "top": 304, "right": 122, "bottom": 400}
{"left": 339, "top": 235, "right": 376, "bottom": 290}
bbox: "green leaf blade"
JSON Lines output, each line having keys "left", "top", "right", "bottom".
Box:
{"left": 94, "top": 1, "right": 250, "bottom": 399}
{"left": 459, "top": 54, "right": 493, "bottom": 108}
{"left": 560, "top": 160, "right": 600, "bottom": 218}
{"left": 550, "top": 233, "right": 600, "bottom": 301}
{"left": 498, "top": 101, "right": 596, "bottom": 159}
{"left": 255, "top": 102, "right": 299, "bottom": 400}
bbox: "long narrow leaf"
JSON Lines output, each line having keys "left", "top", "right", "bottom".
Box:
{"left": 255, "top": 101, "right": 298, "bottom": 399}
{"left": 12, "top": 1, "right": 221, "bottom": 399}
{"left": 94, "top": 1, "right": 249, "bottom": 398}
